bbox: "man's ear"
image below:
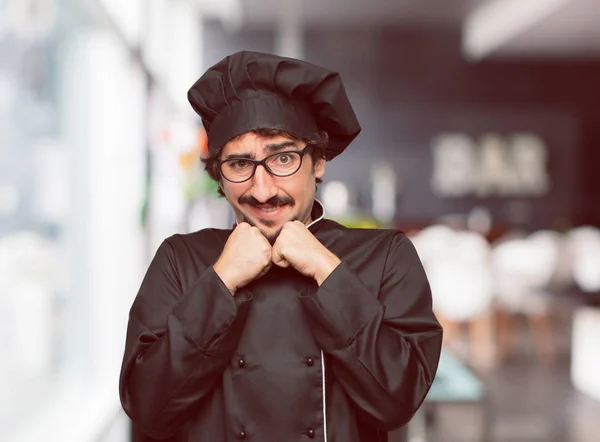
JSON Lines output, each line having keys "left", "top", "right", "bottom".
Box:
{"left": 314, "top": 156, "right": 326, "bottom": 179}
{"left": 218, "top": 180, "right": 227, "bottom": 198}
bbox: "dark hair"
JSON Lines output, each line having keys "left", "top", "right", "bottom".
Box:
{"left": 201, "top": 128, "right": 329, "bottom": 197}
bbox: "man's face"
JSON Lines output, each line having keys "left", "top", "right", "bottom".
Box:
{"left": 219, "top": 132, "right": 326, "bottom": 244}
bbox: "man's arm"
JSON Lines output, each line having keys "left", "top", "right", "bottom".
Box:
{"left": 299, "top": 231, "right": 443, "bottom": 431}
{"left": 119, "top": 236, "right": 252, "bottom": 440}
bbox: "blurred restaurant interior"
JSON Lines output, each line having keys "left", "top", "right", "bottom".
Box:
{"left": 1, "top": 0, "right": 600, "bottom": 441}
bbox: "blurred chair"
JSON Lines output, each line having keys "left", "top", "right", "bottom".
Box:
{"left": 566, "top": 226, "right": 600, "bottom": 401}
{"left": 413, "top": 227, "right": 496, "bottom": 369}
{"left": 490, "top": 231, "right": 561, "bottom": 363}
{"left": 567, "top": 226, "right": 600, "bottom": 293}
{"left": 411, "top": 224, "right": 457, "bottom": 265}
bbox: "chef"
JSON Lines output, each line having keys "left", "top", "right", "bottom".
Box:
{"left": 119, "top": 50, "right": 442, "bottom": 442}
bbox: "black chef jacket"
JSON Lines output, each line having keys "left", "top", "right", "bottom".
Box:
{"left": 119, "top": 201, "right": 443, "bottom": 442}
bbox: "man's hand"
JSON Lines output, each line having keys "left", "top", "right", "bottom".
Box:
{"left": 272, "top": 221, "right": 341, "bottom": 285}
{"left": 213, "top": 223, "right": 273, "bottom": 294}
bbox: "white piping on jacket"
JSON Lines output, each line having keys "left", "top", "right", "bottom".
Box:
{"left": 304, "top": 201, "right": 328, "bottom": 440}
{"left": 321, "top": 349, "right": 328, "bottom": 442}
{"left": 307, "top": 201, "right": 328, "bottom": 440}
{"left": 305, "top": 199, "right": 325, "bottom": 229}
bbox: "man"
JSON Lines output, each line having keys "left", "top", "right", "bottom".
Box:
{"left": 119, "top": 51, "right": 442, "bottom": 442}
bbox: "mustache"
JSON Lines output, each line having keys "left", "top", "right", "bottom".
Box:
{"left": 239, "top": 195, "right": 295, "bottom": 207}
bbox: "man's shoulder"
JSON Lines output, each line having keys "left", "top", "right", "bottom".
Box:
{"left": 320, "top": 218, "right": 404, "bottom": 240}
{"left": 164, "top": 228, "right": 232, "bottom": 252}
{"left": 319, "top": 219, "right": 407, "bottom": 251}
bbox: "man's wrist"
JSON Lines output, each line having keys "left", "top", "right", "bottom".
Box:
{"left": 314, "top": 255, "right": 341, "bottom": 286}
{"left": 213, "top": 262, "right": 237, "bottom": 295}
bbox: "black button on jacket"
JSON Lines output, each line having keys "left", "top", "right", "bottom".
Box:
{"left": 119, "top": 210, "right": 443, "bottom": 442}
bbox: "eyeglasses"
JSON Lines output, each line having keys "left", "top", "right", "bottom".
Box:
{"left": 218, "top": 147, "right": 313, "bottom": 183}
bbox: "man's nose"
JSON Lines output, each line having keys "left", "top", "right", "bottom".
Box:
{"left": 249, "top": 164, "right": 278, "bottom": 203}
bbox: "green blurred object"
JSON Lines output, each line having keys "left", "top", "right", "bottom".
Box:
{"left": 184, "top": 170, "right": 222, "bottom": 204}
{"left": 139, "top": 169, "right": 151, "bottom": 229}
{"left": 201, "top": 173, "right": 221, "bottom": 196}
{"left": 333, "top": 215, "right": 382, "bottom": 229}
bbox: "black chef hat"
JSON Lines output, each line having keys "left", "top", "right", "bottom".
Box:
{"left": 187, "top": 51, "right": 361, "bottom": 160}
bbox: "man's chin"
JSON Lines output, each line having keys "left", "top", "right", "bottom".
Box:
{"left": 261, "top": 226, "right": 283, "bottom": 245}
{"left": 240, "top": 213, "right": 284, "bottom": 243}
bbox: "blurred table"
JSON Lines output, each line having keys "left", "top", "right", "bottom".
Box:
{"left": 411, "top": 349, "right": 492, "bottom": 442}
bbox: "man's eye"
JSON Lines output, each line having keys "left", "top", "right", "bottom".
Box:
{"left": 232, "top": 160, "right": 249, "bottom": 168}
{"left": 277, "top": 154, "right": 291, "bottom": 164}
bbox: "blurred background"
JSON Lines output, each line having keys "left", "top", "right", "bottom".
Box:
{"left": 1, "top": 0, "right": 600, "bottom": 441}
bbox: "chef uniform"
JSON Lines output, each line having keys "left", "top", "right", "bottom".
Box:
{"left": 119, "top": 51, "right": 443, "bottom": 442}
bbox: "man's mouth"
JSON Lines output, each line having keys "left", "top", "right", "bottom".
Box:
{"left": 253, "top": 203, "right": 287, "bottom": 212}
{"left": 247, "top": 203, "right": 289, "bottom": 217}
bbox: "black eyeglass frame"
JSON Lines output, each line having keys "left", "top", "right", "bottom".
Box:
{"left": 218, "top": 146, "right": 314, "bottom": 183}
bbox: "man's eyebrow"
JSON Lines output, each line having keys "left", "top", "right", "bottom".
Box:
{"left": 223, "top": 152, "right": 254, "bottom": 161}
{"left": 222, "top": 141, "right": 298, "bottom": 161}
{"left": 264, "top": 141, "right": 298, "bottom": 153}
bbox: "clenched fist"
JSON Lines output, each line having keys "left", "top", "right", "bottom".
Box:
{"left": 272, "top": 221, "right": 341, "bottom": 285}
{"left": 213, "top": 223, "right": 273, "bottom": 294}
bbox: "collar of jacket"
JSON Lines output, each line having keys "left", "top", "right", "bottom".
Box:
{"left": 232, "top": 199, "right": 326, "bottom": 232}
